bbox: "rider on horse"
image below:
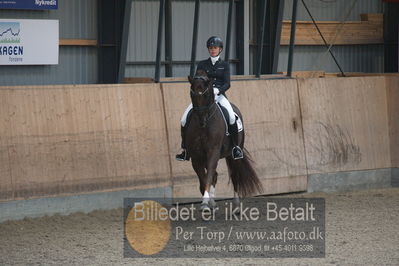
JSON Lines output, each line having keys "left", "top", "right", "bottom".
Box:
{"left": 176, "top": 36, "right": 244, "bottom": 161}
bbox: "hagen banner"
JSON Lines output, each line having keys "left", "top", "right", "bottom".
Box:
{"left": 0, "top": 0, "right": 58, "bottom": 10}
{"left": 0, "top": 19, "right": 59, "bottom": 65}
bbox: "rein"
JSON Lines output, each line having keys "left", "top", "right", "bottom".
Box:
{"left": 192, "top": 101, "right": 215, "bottom": 111}
{"left": 193, "top": 101, "right": 218, "bottom": 127}
{"left": 190, "top": 86, "right": 210, "bottom": 96}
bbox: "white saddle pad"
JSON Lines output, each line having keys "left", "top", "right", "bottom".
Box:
{"left": 235, "top": 114, "right": 243, "bottom": 132}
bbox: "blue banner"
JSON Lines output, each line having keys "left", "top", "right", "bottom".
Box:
{"left": 0, "top": 0, "right": 58, "bottom": 10}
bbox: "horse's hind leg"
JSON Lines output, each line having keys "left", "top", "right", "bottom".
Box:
{"left": 226, "top": 157, "right": 241, "bottom": 214}
{"left": 233, "top": 191, "right": 240, "bottom": 214}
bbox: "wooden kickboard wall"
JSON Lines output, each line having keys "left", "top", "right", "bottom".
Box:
{"left": 0, "top": 75, "right": 396, "bottom": 201}
{"left": 298, "top": 77, "right": 391, "bottom": 174}
{"left": 386, "top": 77, "right": 399, "bottom": 168}
{"left": 0, "top": 84, "right": 171, "bottom": 200}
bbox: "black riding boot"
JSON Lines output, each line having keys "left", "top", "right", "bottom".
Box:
{"left": 229, "top": 122, "right": 244, "bottom": 160}
{"left": 176, "top": 126, "right": 189, "bottom": 161}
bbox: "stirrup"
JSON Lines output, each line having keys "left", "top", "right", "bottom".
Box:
{"left": 232, "top": 146, "right": 244, "bottom": 160}
{"left": 176, "top": 149, "right": 189, "bottom": 161}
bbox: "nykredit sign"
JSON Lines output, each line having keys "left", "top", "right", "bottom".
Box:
{"left": 0, "top": 0, "right": 58, "bottom": 10}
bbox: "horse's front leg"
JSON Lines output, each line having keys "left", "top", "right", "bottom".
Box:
{"left": 208, "top": 171, "right": 218, "bottom": 209}
{"left": 202, "top": 150, "right": 220, "bottom": 210}
{"left": 191, "top": 159, "right": 206, "bottom": 196}
{"left": 210, "top": 171, "right": 217, "bottom": 198}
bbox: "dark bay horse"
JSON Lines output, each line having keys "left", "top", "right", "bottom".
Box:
{"left": 186, "top": 70, "right": 263, "bottom": 210}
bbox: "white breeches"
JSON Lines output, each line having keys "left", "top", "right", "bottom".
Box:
{"left": 215, "top": 93, "right": 236, "bottom": 125}
{"left": 181, "top": 88, "right": 236, "bottom": 127}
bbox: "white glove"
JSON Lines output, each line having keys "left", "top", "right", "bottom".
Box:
{"left": 213, "top": 88, "right": 220, "bottom": 95}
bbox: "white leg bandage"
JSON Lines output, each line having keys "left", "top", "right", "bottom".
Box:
{"left": 210, "top": 185, "right": 216, "bottom": 198}
{"left": 202, "top": 191, "right": 210, "bottom": 204}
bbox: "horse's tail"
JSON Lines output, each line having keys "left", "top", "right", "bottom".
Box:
{"left": 226, "top": 148, "right": 263, "bottom": 198}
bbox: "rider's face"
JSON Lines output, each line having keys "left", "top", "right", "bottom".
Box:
{"left": 208, "top": 46, "right": 222, "bottom": 57}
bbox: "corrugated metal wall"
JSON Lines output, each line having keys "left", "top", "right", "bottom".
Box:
{"left": 0, "top": 0, "right": 386, "bottom": 85}
{"left": 278, "top": 45, "right": 384, "bottom": 73}
{"left": 126, "top": 0, "right": 161, "bottom": 78}
{"left": 283, "top": 0, "right": 383, "bottom": 21}
{"left": 125, "top": 0, "right": 236, "bottom": 79}
{"left": 0, "top": 0, "right": 97, "bottom": 86}
{"left": 124, "top": 0, "right": 384, "bottom": 78}
{"left": 277, "top": 0, "right": 384, "bottom": 73}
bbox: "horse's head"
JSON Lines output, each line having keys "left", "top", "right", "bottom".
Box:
{"left": 188, "top": 70, "right": 215, "bottom": 128}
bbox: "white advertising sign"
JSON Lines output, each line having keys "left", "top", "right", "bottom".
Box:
{"left": 0, "top": 19, "right": 59, "bottom": 65}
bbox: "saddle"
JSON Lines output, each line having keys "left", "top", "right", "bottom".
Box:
{"left": 186, "top": 103, "right": 243, "bottom": 135}
{"left": 216, "top": 104, "right": 243, "bottom": 136}
{"left": 216, "top": 104, "right": 231, "bottom": 136}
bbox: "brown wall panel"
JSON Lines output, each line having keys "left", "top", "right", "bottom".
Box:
{"left": 0, "top": 75, "right": 394, "bottom": 202}
{"left": 386, "top": 77, "right": 399, "bottom": 168}
{"left": 229, "top": 80, "right": 306, "bottom": 178}
{"left": 0, "top": 146, "right": 13, "bottom": 200}
{"left": 280, "top": 14, "right": 383, "bottom": 45}
{"left": 228, "top": 80, "right": 307, "bottom": 179}
{"left": 162, "top": 79, "right": 308, "bottom": 198}
{"left": 0, "top": 84, "right": 171, "bottom": 200}
{"left": 0, "top": 92, "right": 14, "bottom": 200}
{"left": 298, "top": 77, "right": 391, "bottom": 174}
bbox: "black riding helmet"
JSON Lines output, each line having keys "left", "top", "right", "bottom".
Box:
{"left": 206, "top": 36, "right": 223, "bottom": 48}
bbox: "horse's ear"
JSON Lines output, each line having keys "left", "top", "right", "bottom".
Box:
{"left": 188, "top": 75, "right": 193, "bottom": 84}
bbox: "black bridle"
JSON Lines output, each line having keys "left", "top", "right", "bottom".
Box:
{"left": 190, "top": 75, "right": 217, "bottom": 126}
{"left": 190, "top": 76, "right": 210, "bottom": 95}
{"left": 190, "top": 75, "right": 215, "bottom": 111}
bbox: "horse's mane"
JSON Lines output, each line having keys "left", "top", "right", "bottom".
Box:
{"left": 194, "top": 69, "right": 208, "bottom": 79}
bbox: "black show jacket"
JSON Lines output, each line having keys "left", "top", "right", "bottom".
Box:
{"left": 196, "top": 58, "right": 230, "bottom": 95}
